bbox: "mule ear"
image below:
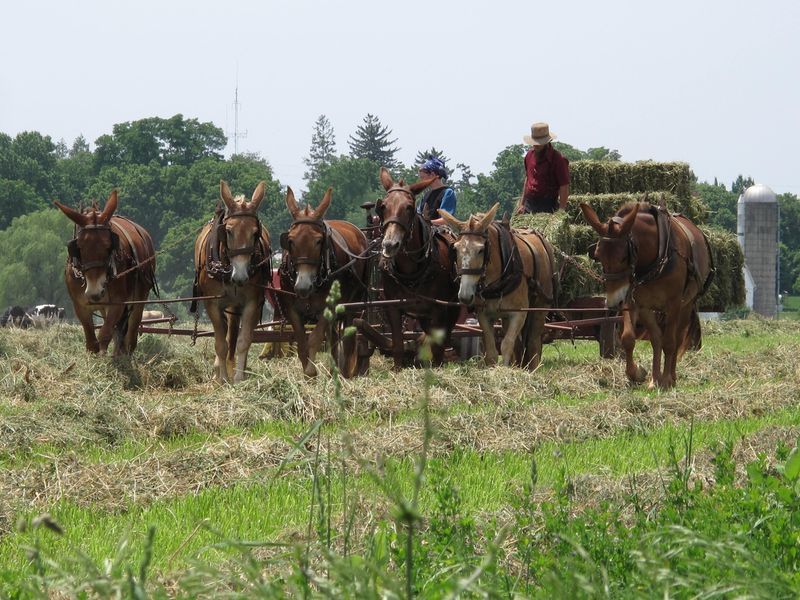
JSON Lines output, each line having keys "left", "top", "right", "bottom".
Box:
{"left": 220, "top": 180, "right": 237, "bottom": 212}
{"left": 437, "top": 209, "right": 465, "bottom": 234}
{"left": 250, "top": 180, "right": 266, "bottom": 210}
{"left": 312, "top": 187, "right": 332, "bottom": 220}
{"left": 477, "top": 203, "right": 500, "bottom": 231}
{"left": 99, "top": 189, "right": 118, "bottom": 223}
{"left": 618, "top": 203, "right": 639, "bottom": 235}
{"left": 410, "top": 174, "right": 436, "bottom": 196}
{"left": 53, "top": 200, "right": 88, "bottom": 227}
{"left": 580, "top": 202, "right": 606, "bottom": 235}
{"left": 379, "top": 167, "right": 394, "bottom": 191}
{"left": 285, "top": 186, "right": 300, "bottom": 219}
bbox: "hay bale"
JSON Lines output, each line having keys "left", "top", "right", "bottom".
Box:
{"left": 570, "top": 160, "right": 694, "bottom": 199}
{"left": 511, "top": 211, "right": 574, "bottom": 255}
{"left": 568, "top": 193, "right": 707, "bottom": 225}
{"left": 699, "top": 226, "right": 745, "bottom": 312}
{"left": 557, "top": 254, "right": 604, "bottom": 306}
{"left": 570, "top": 224, "right": 599, "bottom": 256}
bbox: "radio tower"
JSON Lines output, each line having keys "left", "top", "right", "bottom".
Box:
{"left": 230, "top": 79, "right": 247, "bottom": 155}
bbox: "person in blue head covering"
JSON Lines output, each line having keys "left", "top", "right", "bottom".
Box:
{"left": 417, "top": 156, "right": 457, "bottom": 225}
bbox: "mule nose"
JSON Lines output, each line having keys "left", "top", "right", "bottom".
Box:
{"left": 459, "top": 292, "right": 474, "bottom": 306}
{"left": 382, "top": 239, "right": 400, "bottom": 256}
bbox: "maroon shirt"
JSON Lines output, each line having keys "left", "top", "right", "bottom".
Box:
{"left": 523, "top": 144, "right": 570, "bottom": 206}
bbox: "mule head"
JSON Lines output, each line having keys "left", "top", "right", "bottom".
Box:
{"left": 376, "top": 167, "right": 436, "bottom": 258}
{"left": 580, "top": 202, "right": 639, "bottom": 309}
{"left": 219, "top": 180, "right": 266, "bottom": 285}
{"left": 54, "top": 190, "right": 120, "bottom": 302}
{"left": 440, "top": 203, "right": 499, "bottom": 305}
{"left": 282, "top": 187, "right": 332, "bottom": 298}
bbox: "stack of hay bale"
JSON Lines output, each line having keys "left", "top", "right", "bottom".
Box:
{"left": 510, "top": 160, "right": 744, "bottom": 311}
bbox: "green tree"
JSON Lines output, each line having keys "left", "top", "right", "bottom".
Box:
{"left": 695, "top": 181, "right": 737, "bottom": 232}
{"left": 10, "top": 131, "right": 58, "bottom": 198}
{"left": 467, "top": 144, "right": 527, "bottom": 218}
{"left": 305, "top": 156, "right": 382, "bottom": 225}
{"left": 0, "top": 209, "right": 74, "bottom": 310}
{"left": 731, "top": 175, "right": 755, "bottom": 195}
{"left": 94, "top": 115, "right": 226, "bottom": 169}
{"left": 0, "top": 179, "right": 44, "bottom": 229}
{"left": 348, "top": 114, "right": 400, "bottom": 169}
{"left": 303, "top": 115, "right": 337, "bottom": 183}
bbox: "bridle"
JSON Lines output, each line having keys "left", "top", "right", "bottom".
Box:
{"left": 376, "top": 187, "right": 418, "bottom": 241}
{"left": 221, "top": 211, "right": 263, "bottom": 259}
{"left": 67, "top": 223, "right": 120, "bottom": 283}
{"left": 453, "top": 230, "right": 490, "bottom": 278}
{"left": 280, "top": 218, "right": 326, "bottom": 269}
{"left": 595, "top": 233, "right": 638, "bottom": 284}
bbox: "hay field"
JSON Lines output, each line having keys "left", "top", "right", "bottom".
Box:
{"left": 1, "top": 318, "right": 800, "bottom": 595}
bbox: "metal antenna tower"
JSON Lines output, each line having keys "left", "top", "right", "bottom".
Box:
{"left": 229, "top": 79, "right": 247, "bottom": 155}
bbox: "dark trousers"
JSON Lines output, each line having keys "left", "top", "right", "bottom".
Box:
{"left": 522, "top": 196, "right": 558, "bottom": 214}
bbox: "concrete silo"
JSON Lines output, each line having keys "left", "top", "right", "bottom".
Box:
{"left": 737, "top": 184, "right": 779, "bottom": 317}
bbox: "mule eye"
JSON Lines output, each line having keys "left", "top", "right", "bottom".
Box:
{"left": 315, "top": 239, "right": 322, "bottom": 247}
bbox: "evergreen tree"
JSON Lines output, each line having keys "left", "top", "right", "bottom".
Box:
{"left": 303, "top": 115, "right": 337, "bottom": 182}
{"left": 347, "top": 114, "right": 400, "bottom": 169}
{"left": 731, "top": 174, "right": 755, "bottom": 195}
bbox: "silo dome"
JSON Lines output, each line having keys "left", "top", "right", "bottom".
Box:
{"left": 740, "top": 183, "right": 777, "bottom": 204}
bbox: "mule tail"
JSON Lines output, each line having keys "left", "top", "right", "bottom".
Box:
{"left": 678, "top": 307, "right": 702, "bottom": 358}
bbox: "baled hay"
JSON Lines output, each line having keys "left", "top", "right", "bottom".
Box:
{"left": 570, "top": 160, "right": 695, "bottom": 199}
{"left": 569, "top": 192, "right": 707, "bottom": 225}
{"left": 698, "top": 226, "right": 746, "bottom": 311}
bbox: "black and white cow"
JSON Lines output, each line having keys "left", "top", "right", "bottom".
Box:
{"left": 27, "top": 304, "right": 66, "bottom": 327}
{"left": 0, "top": 305, "right": 29, "bottom": 327}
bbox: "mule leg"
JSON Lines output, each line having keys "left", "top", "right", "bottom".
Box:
{"left": 476, "top": 310, "right": 499, "bottom": 366}
{"left": 205, "top": 302, "right": 230, "bottom": 383}
{"left": 500, "top": 312, "right": 527, "bottom": 367}
{"left": 524, "top": 310, "right": 547, "bottom": 370}
{"left": 97, "top": 304, "right": 125, "bottom": 355}
{"left": 227, "top": 310, "right": 241, "bottom": 382}
{"left": 658, "top": 306, "right": 685, "bottom": 389}
{"left": 124, "top": 303, "right": 145, "bottom": 355}
{"left": 386, "top": 308, "right": 405, "bottom": 370}
{"left": 336, "top": 316, "right": 359, "bottom": 379}
{"left": 621, "top": 306, "right": 646, "bottom": 383}
{"left": 75, "top": 304, "right": 100, "bottom": 353}
{"left": 233, "top": 301, "right": 260, "bottom": 384}
{"left": 286, "top": 306, "right": 310, "bottom": 374}
{"left": 305, "top": 317, "right": 330, "bottom": 377}
{"left": 638, "top": 309, "right": 663, "bottom": 389}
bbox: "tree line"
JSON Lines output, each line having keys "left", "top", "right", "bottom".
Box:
{"left": 1, "top": 113, "right": 799, "bottom": 314}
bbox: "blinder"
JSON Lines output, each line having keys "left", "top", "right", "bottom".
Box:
{"left": 279, "top": 232, "right": 290, "bottom": 251}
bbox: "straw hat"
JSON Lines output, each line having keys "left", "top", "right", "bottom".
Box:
{"left": 523, "top": 122, "right": 556, "bottom": 146}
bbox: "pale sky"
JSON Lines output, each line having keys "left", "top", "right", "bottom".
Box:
{"left": 2, "top": 0, "right": 798, "bottom": 195}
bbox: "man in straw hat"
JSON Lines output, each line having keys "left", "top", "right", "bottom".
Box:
{"left": 515, "top": 122, "right": 570, "bottom": 214}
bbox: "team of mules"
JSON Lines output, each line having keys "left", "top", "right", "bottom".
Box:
{"left": 53, "top": 175, "right": 713, "bottom": 388}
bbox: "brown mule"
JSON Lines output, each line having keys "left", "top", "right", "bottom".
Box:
{"left": 277, "top": 187, "right": 370, "bottom": 377}
{"left": 54, "top": 190, "right": 157, "bottom": 356}
{"left": 194, "top": 181, "right": 271, "bottom": 383}
{"left": 376, "top": 167, "right": 460, "bottom": 368}
{"left": 581, "top": 201, "right": 713, "bottom": 389}
{"left": 439, "top": 203, "right": 555, "bottom": 369}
